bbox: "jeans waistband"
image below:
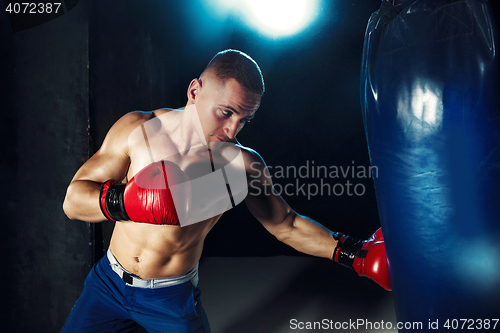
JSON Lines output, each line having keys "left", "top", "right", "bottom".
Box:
{"left": 107, "top": 249, "right": 199, "bottom": 289}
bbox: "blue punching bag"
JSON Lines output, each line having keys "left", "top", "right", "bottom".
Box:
{"left": 361, "top": 0, "right": 500, "bottom": 329}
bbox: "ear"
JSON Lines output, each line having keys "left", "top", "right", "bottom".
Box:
{"left": 187, "top": 79, "right": 202, "bottom": 103}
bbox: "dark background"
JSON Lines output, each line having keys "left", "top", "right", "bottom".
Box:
{"left": 1, "top": 1, "right": 499, "bottom": 332}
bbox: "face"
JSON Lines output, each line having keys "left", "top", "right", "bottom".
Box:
{"left": 187, "top": 76, "right": 261, "bottom": 144}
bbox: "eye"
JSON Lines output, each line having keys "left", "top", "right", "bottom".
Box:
{"left": 220, "top": 109, "right": 232, "bottom": 117}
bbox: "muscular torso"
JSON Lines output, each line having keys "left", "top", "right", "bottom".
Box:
{"left": 110, "top": 107, "right": 243, "bottom": 279}
{"left": 110, "top": 215, "right": 219, "bottom": 279}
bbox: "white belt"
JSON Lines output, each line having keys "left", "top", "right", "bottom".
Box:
{"left": 106, "top": 249, "right": 199, "bottom": 288}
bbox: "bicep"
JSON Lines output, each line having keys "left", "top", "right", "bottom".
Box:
{"left": 71, "top": 148, "right": 129, "bottom": 184}
{"left": 245, "top": 187, "right": 294, "bottom": 232}
{"left": 243, "top": 150, "right": 295, "bottom": 234}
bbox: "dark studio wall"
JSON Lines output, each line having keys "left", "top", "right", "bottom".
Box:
{"left": 5, "top": 0, "right": 499, "bottom": 332}
{"left": 0, "top": 1, "right": 92, "bottom": 332}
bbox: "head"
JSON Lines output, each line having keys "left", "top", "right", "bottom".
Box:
{"left": 186, "top": 49, "right": 264, "bottom": 143}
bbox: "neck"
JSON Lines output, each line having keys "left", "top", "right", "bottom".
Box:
{"left": 174, "top": 104, "right": 207, "bottom": 153}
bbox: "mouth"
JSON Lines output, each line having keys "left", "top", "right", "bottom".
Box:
{"left": 213, "top": 136, "right": 226, "bottom": 142}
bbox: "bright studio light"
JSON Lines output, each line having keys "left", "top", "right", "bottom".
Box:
{"left": 243, "top": 0, "right": 318, "bottom": 37}
{"left": 214, "top": 0, "right": 318, "bottom": 37}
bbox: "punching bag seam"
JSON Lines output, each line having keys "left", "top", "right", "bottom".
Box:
{"left": 436, "top": 1, "right": 474, "bottom": 41}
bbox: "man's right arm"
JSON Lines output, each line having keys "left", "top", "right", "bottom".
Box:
{"left": 63, "top": 112, "right": 143, "bottom": 222}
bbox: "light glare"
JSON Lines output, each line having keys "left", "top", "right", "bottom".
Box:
{"left": 243, "top": 0, "right": 317, "bottom": 37}
{"left": 214, "top": 0, "right": 318, "bottom": 37}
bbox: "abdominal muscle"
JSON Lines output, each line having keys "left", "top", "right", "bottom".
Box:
{"left": 109, "top": 214, "right": 220, "bottom": 279}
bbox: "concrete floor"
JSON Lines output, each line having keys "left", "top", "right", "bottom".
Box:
{"left": 197, "top": 256, "right": 398, "bottom": 333}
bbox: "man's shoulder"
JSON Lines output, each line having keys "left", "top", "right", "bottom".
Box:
{"left": 119, "top": 108, "right": 176, "bottom": 126}
{"left": 114, "top": 111, "right": 152, "bottom": 131}
{"left": 233, "top": 142, "right": 260, "bottom": 160}
{"left": 232, "top": 143, "right": 268, "bottom": 176}
{"left": 110, "top": 108, "right": 178, "bottom": 137}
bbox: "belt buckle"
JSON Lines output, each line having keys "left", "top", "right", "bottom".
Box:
{"left": 122, "top": 272, "right": 134, "bottom": 285}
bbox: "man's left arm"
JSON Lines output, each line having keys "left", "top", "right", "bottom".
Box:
{"left": 242, "top": 148, "right": 391, "bottom": 290}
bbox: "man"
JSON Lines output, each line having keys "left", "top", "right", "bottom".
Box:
{"left": 62, "top": 49, "right": 390, "bottom": 333}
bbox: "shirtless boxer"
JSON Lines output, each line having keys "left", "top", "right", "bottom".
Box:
{"left": 61, "top": 49, "right": 390, "bottom": 333}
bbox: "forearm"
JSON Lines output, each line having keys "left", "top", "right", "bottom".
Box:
{"left": 63, "top": 179, "right": 107, "bottom": 223}
{"left": 277, "top": 213, "right": 338, "bottom": 259}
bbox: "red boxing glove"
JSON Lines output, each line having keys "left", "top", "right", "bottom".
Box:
{"left": 333, "top": 228, "right": 391, "bottom": 291}
{"left": 99, "top": 160, "right": 190, "bottom": 225}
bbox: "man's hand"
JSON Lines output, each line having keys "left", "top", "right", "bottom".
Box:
{"left": 333, "top": 228, "right": 391, "bottom": 291}
{"left": 100, "top": 160, "right": 190, "bottom": 225}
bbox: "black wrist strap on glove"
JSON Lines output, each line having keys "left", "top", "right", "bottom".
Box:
{"left": 99, "top": 180, "right": 130, "bottom": 221}
{"left": 332, "top": 232, "right": 366, "bottom": 269}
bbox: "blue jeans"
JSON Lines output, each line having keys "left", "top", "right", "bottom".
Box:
{"left": 61, "top": 251, "right": 211, "bottom": 333}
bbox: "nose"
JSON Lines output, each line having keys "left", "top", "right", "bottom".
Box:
{"left": 224, "top": 119, "right": 239, "bottom": 140}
